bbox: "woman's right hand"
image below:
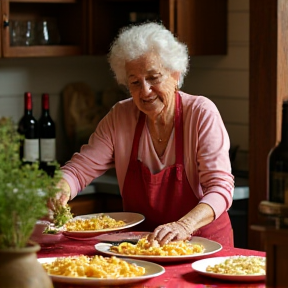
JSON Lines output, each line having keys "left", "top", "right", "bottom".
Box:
{"left": 47, "top": 179, "right": 71, "bottom": 221}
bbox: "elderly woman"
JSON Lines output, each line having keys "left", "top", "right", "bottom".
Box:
{"left": 56, "top": 22, "right": 234, "bottom": 246}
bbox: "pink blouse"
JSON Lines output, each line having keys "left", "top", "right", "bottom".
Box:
{"left": 61, "top": 91, "right": 234, "bottom": 219}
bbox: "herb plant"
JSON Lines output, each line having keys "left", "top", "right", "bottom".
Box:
{"left": 0, "top": 117, "right": 62, "bottom": 249}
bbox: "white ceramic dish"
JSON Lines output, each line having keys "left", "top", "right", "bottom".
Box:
{"left": 191, "top": 256, "right": 266, "bottom": 282}
{"left": 62, "top": 212, "right": 145, "bottom": 238}
{"left": 38, "top": 257, "right": 165, "bottom": 286}
{"left": 30, "top": 221, "right": 63, "bottom": 243}
{"left": 95, "top": 236, "right": 222, "bottom": 263}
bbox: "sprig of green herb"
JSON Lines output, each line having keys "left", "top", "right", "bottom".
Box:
{"left": 53, "top": 204, "right": 74, "bottom": 227}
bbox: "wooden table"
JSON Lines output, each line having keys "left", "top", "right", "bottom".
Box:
{"left": 37, "top": 234, "right": 266, "bottom": 288}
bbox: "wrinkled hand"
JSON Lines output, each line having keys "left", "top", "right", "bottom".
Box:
{"left": 147, "top": 221, "right": 192, "bottom": 246}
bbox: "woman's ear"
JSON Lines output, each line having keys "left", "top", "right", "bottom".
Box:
{"left": 171, "top": 71, "right": 181, "bottom": 82}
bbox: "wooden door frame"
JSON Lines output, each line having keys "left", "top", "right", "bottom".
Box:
{"left": 249, "top": 0, "right": 288, "bottom": 250}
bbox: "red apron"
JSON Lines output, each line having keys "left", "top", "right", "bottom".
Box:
{"left": 122, "top": 93, "right": 234, "bottom": 247}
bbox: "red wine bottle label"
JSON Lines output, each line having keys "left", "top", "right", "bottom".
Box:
{"left": 270, "top": 171, "right": 288, "bottom": 204}
{"left": 24, "top": 139, "right": 39, "bottom": 162}
{"left": 40, "top": 138, "right": 56, "bottom": 162}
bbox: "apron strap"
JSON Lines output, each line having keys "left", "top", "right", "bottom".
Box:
{"left": 175, "top": 92, "right": 184, "bottom": 166}
{"left": 130, "top": 92, "right": 184, "bottom": 168}
{"left": 130, "top": 111, "right": 146, "bottom": 162}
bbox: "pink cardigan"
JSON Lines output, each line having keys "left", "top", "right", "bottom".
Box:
{"left": 61, "top": 91, "right": 234, "bottom": 219}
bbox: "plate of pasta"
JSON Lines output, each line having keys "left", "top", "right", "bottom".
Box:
{"left": 62, "top": 212, "right": 145, "bottom": 238}
{"left": 95, "top": 236, "right": 222, "bottom": 263}
{"left": 191, "top": 256, "right": 266, "bottom": 282}
{"left": 38, "top": 255, "right": 165, "bottom": 286}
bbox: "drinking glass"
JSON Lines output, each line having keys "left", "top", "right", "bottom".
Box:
{"left": 36, "top": 18, "right": 61, "bottom": 45}
{"left": 10, "top": 20, "right": 36, "bottom": 46}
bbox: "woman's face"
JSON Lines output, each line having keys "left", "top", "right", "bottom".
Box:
{"left": 125, "top": 52, "right": 179, "bottom": 118}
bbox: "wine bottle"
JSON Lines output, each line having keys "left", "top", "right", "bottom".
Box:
{"left": 39, "top": 93, "right": 56, "bottom": 177}
{"left": 269, "top": 100, "right": 288, "bottom": 204}
{"left": 17, "top": 92, "right": 39, "bottom": 164}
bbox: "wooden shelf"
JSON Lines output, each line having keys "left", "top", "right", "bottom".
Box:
{"left": 4, "top": 45, "right": 81, "bottom": 57}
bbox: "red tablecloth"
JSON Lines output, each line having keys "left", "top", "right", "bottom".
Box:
{"left": 37, "top": 234, "right": 266, "bottom": 288}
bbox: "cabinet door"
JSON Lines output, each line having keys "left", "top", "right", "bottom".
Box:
{"left": 88, "top": 0, "right": 227, "bottom": 56}
{"left": 166, "top": 0, "right": 227, "bottom": 55}
{"left": 88, "top": 0, "right": 160, "bottom": 55}
{"left": 1, "top": 0, "right": 88, "bottom": 58}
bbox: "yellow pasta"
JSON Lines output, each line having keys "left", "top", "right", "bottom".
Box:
{"left": 110, "top": 237, "right": 205, "bottom": 256}
{"left": 64, "top": 214, "right": 126, "bottom": 231}
{"left": 206, "top": 256, "right": 266, "bottom": 275}
{"left": 42, "top": 255, "right": 145, "bottom": 278}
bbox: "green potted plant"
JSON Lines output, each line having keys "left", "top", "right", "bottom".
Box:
{"left": 0, "top": 116, "right": 61, "bottom": 288}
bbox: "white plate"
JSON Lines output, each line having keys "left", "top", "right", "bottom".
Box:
{"left": 38, "top": 257, "right": 165, "bottom": 286}
{"left": 95, "top": 231, "right": 149, "bottom": 243}
{"left": 191, "top": 256, "right": 266, "bottom": 282}
{"left": 62, "top": 212, "right": 145, "bottom": 238}
{"left": 95, "top": 236, "right": 222, "bottom": 263}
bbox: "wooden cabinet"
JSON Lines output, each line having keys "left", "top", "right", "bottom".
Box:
{"left": 88, "top": 0, "right": 227, "bottom": 56}
{"left": 0, "top": 0, "right": 227, "bottom": 58}
{"left": 165, "top": 0, "right": 227, "bottom": 55}
{"left": 0, "top": 0, "right": 88, "bottom": 58}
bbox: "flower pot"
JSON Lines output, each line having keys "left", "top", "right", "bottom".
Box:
{"left": 0, "top": 241, "right": 53, "bottom": 288}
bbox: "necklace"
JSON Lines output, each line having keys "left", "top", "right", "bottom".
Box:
{"left": 148, "top": 120, "right": 174, "bottom": 144}
{"left": 152, "top": 135, "right": 169, "bottom": 143}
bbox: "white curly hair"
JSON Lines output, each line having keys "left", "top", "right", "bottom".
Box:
{"left": 108, "top": 22, "right": 189, "bottom": 88}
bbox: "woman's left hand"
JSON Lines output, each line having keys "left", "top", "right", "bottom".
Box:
{"left": 147, "top": 221, "right": 192, "bottom": 246}
{"left": 148, "top": 204, "right": 215, "bottom": 246}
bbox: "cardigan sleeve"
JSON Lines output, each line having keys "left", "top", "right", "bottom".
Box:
{"left": 182, "top": 93, "right": 234, "bottom": 219}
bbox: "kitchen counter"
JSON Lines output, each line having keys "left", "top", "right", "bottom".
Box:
{"left": 233, "top": 176, "right": 249, "bottom": 199}
{"left": 80, "top": 173, "right": 249, "bottom": 200}
{"left": 229, "top": 176, "right": 249, "bottom": 248}
{"left": 80, "top": 173, "right": 120, "bottom": 196}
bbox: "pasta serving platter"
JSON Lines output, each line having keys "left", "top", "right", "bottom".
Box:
{"left": 62, "top": 212, "right": 145, "bottom": 238}
{"left": 95, "top": 236, "right": 222, "bottom": 263}
{"left": 38, "top": 257, "right": 165, "bottom": 286}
